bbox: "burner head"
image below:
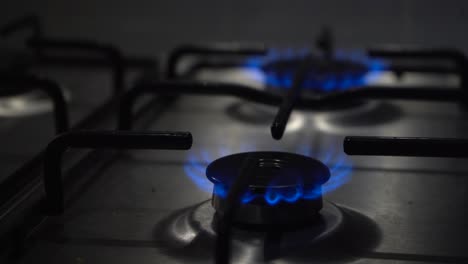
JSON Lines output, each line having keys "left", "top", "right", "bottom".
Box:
{"left": 262, "top": 54, "right": 368, "bottom": 92}
{"left": 244, "top": 49, "right": 386, "bottom": 93}
{"left": 206, "top": 151, "right": 330, "bottom": 226}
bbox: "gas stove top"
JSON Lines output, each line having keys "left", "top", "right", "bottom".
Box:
{"left": 1, "top": 15, "right": 468, "bottom": 263}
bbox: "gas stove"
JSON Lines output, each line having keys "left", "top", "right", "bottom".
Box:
{"left": 1, "top": 15, "right": 468, "bottom": 264}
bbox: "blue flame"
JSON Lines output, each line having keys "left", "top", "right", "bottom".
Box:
{"left": 243, "top": 48, "right": 387, "bottom": 92}
{"left": 183, "top": 144, "right": 352, "bottom": 206}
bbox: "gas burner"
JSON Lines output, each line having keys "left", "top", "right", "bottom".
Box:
{"left": 206, "top": 151, "right": 330, "bottom": 226}
{"left": 0, "top": 86, "right": 70, "bottom": 117}
{"left": 263, "top": 54, "right": 367, "bottom": 91}
{"left": 244, "top": 49, "right": 386, "bottom": 93}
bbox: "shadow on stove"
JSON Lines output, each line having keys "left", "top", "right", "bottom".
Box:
{"left": 286, "top": 206, "right": 382, "bottom": 262}
{"left": 152, "top": 200, "right": 382, "bottom": 263}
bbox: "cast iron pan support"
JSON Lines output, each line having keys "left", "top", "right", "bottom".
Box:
{"left": 43, "top": 130, "right": 192, "bottom": 215}
{"left": 118, "top": 81, "right": 284, "bottom": 130}
{"left": 215, "top": 154, "right": 256, "bottom": 264}
{"left": 27, "top": 38, "right": 125, "bottom": 94}
{"left": 1, "top": 15, "right": 134, "bottom": 94}
{"left": 270, "top": 59, "right": 311, "bottom": 140}
{"left": 118, "top": 80, "right": 461, "bottom": 131}
{"left": 368, "top": 48, "right": 468, "bottom": 103}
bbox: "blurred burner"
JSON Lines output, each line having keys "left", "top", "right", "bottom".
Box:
{"left": 0, "top": 87, "right": 70, "bottom": 117}
{"left": 206, "top": 151, "right": 330, "bottom": 226}
{"left": 244, "top": 47, "right": 386, "bottom": 94}
{"left": 262, "top": 53, "right": 369, "bottom": 92}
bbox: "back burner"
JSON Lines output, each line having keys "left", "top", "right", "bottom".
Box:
{"left": 260, "top": 52, "right": 371, "bottom": 92}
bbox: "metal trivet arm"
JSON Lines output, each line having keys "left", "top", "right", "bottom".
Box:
{"left": 215, "top": 154, "right": 256, "bottom": 264}
{"left": 27, "top": 38, "right": 125, "bottom": 94}
{"left": 118, "top": 79, "right": 461, "bottom": 131}
{"left": 368, "top": 47, "right": 468, "bottom": 91}
{"left": 43, "top": 130, "right": 192, "bottom": 215}
{"left": 1, "top": 15, "right": 124, "bottom": 94}
{"left": 118, "top": 80, "right": 284, "bottom": 130}
{"left": 1, "top": 15, "right": 158, "bottom": 95}
{"left": 270, "top": 59, "right": 311, "bottom": 140}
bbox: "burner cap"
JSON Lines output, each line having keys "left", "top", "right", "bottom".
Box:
{"left": 206, "top": 151, "right": 331, "bottom": 225}
{"left": 206, "top": 151, "right": 330, "bottom": 190}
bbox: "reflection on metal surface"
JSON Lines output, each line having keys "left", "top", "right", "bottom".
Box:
{"left": 154, "top": 200, "right": 345, "bottom": 262}
{"left": 224, "top": 101, "right": 306, "bottom": 133}
{"left": 285, "top": 112, "right": 306, "bottom": 134}
{"left": 313, "top": 102, "right": 403, "bottom": 135}
{"left": 0, "top": 86, "right": 70, "bottom": 117}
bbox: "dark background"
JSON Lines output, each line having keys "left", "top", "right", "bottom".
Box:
{"left": 2, "top": 0, "right": 468, "bottom": 55}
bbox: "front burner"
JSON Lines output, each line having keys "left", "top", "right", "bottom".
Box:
{"left": 206, "top": 151, "right": 330, "bottom": 226}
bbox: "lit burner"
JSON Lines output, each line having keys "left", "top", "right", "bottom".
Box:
{"left": 244, "top": 49, "right": 386, "bottom": 92}
{"left": 206, "top": 151, "right": 330, "bottom": 225}
{"left": 183, "top": 145, "right": 353, "bottom": 225}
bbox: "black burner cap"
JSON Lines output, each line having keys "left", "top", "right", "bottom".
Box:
{"left": 206, "top": 151, "right": 330, "bottom": 190}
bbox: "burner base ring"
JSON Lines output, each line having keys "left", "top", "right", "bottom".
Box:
{"left": 212, "top": 194, "right": 323, "bottom": 226}
{"left": 190, "top": 200, "right": 344, "bottom": 246}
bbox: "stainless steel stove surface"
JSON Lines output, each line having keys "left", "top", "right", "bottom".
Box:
{"left": 2, "top": 2, "right": 468, "bottom": 263}
{"left": 0, "top": 48, "right": 464, "bottom": 264}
